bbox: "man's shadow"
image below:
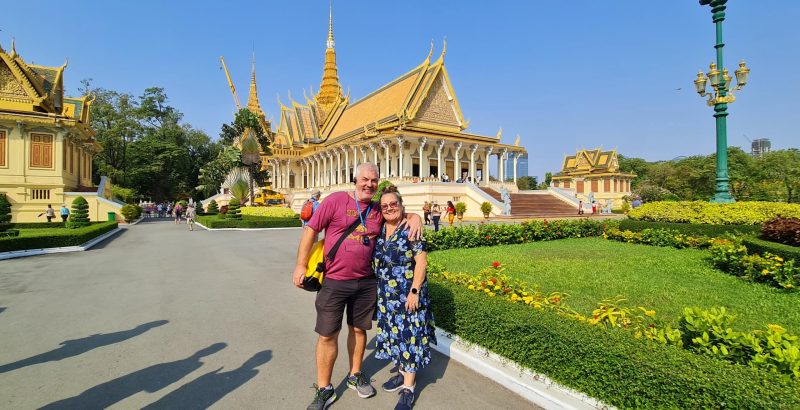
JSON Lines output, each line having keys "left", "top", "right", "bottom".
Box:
{"left": 142, "top": 350, "right": 272, "bottom": 409}
{"left": 39, "top": 343, "right": 227, "bottom": 410}
{"left": 0, "top": 320, "right": 168, "bottom": 374}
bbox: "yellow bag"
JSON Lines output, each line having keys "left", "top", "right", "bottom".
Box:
{"left": 303, "top": 240, "right": 325, "bottom": 291}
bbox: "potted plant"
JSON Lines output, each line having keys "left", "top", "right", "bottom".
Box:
{"left": 480, "top": 201, "right": 492, "bottom": 219}
{"left": 455, "top": 202, "right": 467, "bottom": 221}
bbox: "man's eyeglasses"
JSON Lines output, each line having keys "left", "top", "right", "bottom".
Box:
{"left": 380, "top": 201, "right": 400, "bottom": 211}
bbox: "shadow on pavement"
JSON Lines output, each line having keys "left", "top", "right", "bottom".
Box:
{"left": 0, "top": 320, "right": 168, "bottom": 374}
{"left": 87, "top": 228, "right": 128, "bottom": 250}
{"left": 0, "top": 307, "right": 5, "bottom": 315}
{"left": 39, "top": 343, "right": 227, "bottom": 410}
{"left": 142, "top": 349, "right": 273, "bottom": 409}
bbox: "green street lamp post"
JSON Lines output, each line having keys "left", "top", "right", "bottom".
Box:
{"left": 694, "top": 0, "right": 750, "bottom": 203}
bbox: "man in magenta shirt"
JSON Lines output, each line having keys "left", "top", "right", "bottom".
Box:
{"left": 293, "top": 163, "right": 421, "bottom": 410}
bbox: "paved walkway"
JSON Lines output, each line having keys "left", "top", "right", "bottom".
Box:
{"left": 0, "top": 219, "right": 536, "bottom": 409}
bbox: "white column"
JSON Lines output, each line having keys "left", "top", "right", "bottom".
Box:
{"left": 361, "top": 146, "right": 367, "bottom": 164}
{"left": 381, "top": 140, "right": 390, "bottom": 177}
{"left": 370, "top": 143, "right": 379, "bottom": 166}
{"left": 270, "top": 161, "right": 277, "bottom": 189}
{"left": 397, "top": 137, "right": 405, "bottom": 177}
{"left": 483, "top": 147, "right": 493, "bottom": 184}
{"left": 436, "top": 140, "right": 445, "bottom": 179}
{"left": 453, "top": 142, "right": 462, "bottom": 181}
{"left": 341, "top": 147, "right": 350, "bottom": 184}
{"left": 351, "top": 146, "right": 359, "bottom": 177}
{"left": 328, "top": 152, "right": 334, "bottom": 186}
{"left": 335, "top": 150, "right": 341, "bottom": 185}
{"left": 469, "top": 144, "right": 478, "bottom": 183}
{"left": 304, "top": 160, "right": 310, "bottom": 188}
{"left": 315, "top": 155, "right": 321, "bottom": 187}
{"left": 513, "top": 152, "right": 519, "bottom": 186}
{"left": 499, "top": 149, "right": 507, "bottom": 182}
{"left": 418, "top": 138, "right": 427, "bottom": 178}
{"left": 285, "top": 160, "right": 291, "bottom": 189}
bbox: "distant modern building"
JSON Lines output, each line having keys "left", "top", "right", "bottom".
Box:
{"left": 504, "top": 152, "right": 528, "bottom": 180}
{"left": 751, "top": 138, "right": 771, "bottom": 157}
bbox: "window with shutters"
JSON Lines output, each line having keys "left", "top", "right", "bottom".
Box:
{"left": 0, "top": 131, "right": 6, "bottom": 167}
{"left": 30, "top": 133, "right": 53, "bottom": 168}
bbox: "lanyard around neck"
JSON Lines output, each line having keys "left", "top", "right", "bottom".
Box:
{"left": 353, "top": 192, "right": 371, "bottom": 229}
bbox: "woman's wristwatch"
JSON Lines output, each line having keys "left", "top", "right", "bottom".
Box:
{"left": 411, "top": 287, "right": 419, "bottom": 295}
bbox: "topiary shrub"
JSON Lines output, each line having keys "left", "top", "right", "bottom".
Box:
{"left": 66, "top": 196, "right": 90, "bottom": 228}
{"left": 455, "top": 202, "right": 467, "bottom": 217}
{"left": 227, "top": 198, "right": 241, "bottom": 220}
{"left": 0, "top": 193, "right": 11, "bottom": 232}
{"left": 207, "top": 199, "right": 219, "bottom": 215}
{"left": 480, "top": 201, "right": 492, "bottom": 216}
{"left": 760, "top": 217, "right": 800, "bottom": 247}
{"left": 120, "top": 204, "right": 139, "bottom": 223}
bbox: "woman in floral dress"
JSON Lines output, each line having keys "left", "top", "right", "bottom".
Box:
{"left": 373, "top": 185, "right": 436, "bottom": 410}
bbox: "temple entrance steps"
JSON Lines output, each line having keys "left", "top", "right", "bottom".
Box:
{"left": 482, "top": 188, "right": 578, "bottom": 218}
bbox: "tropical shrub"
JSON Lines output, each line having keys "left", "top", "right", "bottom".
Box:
{"left": 240, "top": 206, "right": 297, "bottom": 218}
{"left": 618, "top": 219, "right": 761, "bottom": 237}
{"left": 761, "top": 217, "right": 800, "bottom": 247}
{"left": 0, "top": 193, "right": 11, "bottom": 232}
{"left": 629, "top": 201, "right": 800, "bottom": 225}
{"left": 480, "top": 201, "right": 492, "bottom": 215}
{"left": 604, "top": 228, "right": 714, "bottom": 249}
{"left": 709, "top": 238, "right": 800, "bottom": 290}
{"left": 195, "top": 215, "right": 300, "bottom": 229}
{"left": 66, "top": 196, "right": 90, "bottom": 228}
{"left": 425, "top": 219, "right": 614, "bottom": 251}
{"left": 742, "top": 236, "right": 800, "bottom": 263}
{"left": 454, "top": 202, "right": 467, "bottom": 217}
{"left": 226, "top": 198, "right": 241, "bottom": 220}
{"left": 111, "top": 185, "right": 135, "bottom": 203}
{"left": 373, "top": 180, "right": 393, "bottom": 201}
{"left": 207, "top": 199, "right": 219, "bottom": 215}
{"left": 120, "top": 204, "right": 139, "bottom": 223}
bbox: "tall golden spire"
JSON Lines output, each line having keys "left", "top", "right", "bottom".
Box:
{"left": 246, "top": 53, "right": 265, "bottom": 120}
{"left": 316, "top": 0, "right": 343, "bottom": 109}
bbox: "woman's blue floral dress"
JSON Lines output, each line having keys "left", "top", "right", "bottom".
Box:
{"left": 373, "top": 223, "right": 436, "bottom": 373}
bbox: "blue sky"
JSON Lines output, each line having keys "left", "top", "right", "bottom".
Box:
{"left": 3, "top": 1, "right": 798, "bottom": 179}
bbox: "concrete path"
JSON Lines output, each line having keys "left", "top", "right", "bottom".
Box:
{"left": 0, "top": 219, "right": 536, "bottom": 409}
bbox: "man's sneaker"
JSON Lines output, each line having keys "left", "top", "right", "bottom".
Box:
{"left": 346, "top": 372, "right": 377, "bottom": 398}
{"left": 382, "top": 373, "right": 405, "bottom": 392}
{"left": 307, "top": 384, "right": 337, "bottom": 410}
{"left": 394, "top": 388, "right": 415, "bottom": 410}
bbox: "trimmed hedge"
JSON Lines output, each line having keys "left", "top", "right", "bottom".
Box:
{"left": 742, "top": 236, "right": 800, "bottom": 262}
{"left": 428, "top": 279, "right": 800, "bottom": 409}
{"left": 0, "top": 221, "right": 118, "bottom": 252}
{"left": 426, "top": 219, "right": 615, "bottom": 251}
{"left": 629, "top": 201, "right": 800, "bottom": 225}
{"left": 619, "top": 219, "right": 761, "bottom": 237}
{"left": 196, "top": 215, "right": 300, "bottom": 229}
{"left": 240, "top": 206, "right": 297, "bottom": 218}
{"left": 11, "top": 222, "right": 65, "bottom": 229}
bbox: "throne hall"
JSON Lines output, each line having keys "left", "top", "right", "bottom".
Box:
{"left": 226, "top": 9, "right": 530, "bottom": 217}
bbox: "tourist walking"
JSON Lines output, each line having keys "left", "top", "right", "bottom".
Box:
{"left": 430, "top": 202, "right": 441, "bottom": 232}
{"left": 292, "top": 163, "right": 422, "bottom": 410}
{"left": 422, "top": 201, "right": 431, "bottom": 225}
{"left": 445, "top": 201, "right": 456, "bottom": 226}
{"left": 300, "top": 190, "right": 322, "bottom": 226}
{"left": 373, "top": 185, "right": 436, "bottom": 410}
{"left": 185, "top": 204, "right": 195, "bottom": 231}
{"left": 44, "top": 204, "right": 55, "bottom": 223}
{"left": 60, "top": 204, "right": 70, "bottom": 222}
{"left": 174, "top": 202, "right": 183, "bottom": 224}
{"left": 578, "top": 200, "right": 584, "bottom": 215}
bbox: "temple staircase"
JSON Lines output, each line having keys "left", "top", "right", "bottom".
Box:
{"left": 480, "top": 187, "right": 578, "bottom": 218}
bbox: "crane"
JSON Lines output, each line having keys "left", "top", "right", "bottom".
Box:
{"left": 219, "top": 56, "right": 241, "bottom": 110}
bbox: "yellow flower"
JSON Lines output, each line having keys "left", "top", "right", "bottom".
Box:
{"left": 392, "top": 326, "right": 399, "bottom": 334}
{"left": 422, "top": 337, "right": 428, "bottom": 344}
{"left": 403, "top": 351, "right": 411, "bottom": 359}
{"left": 468, "top": 285, "right": 475, "bottom": 290}
{"left": 405, "top": 270, "right": 414, "bottom": 279}
{"left": 768, "top": 324, "right": 785, "bottom": 333}
{"left": 493, "top": 285, "right": 501, "bottom": 291}
{"left": 510, "top": 294, "right": 519, "bottom": 302}
{"left": 410, "top": 336, "right": 416, "bottom": 344}
{"left": 388, "top": 280, "right": 398, "bottom": 287}
{"left": 644, "top": 310, "right": 656, "bottom": 317}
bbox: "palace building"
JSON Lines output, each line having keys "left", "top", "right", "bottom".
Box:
{"left": 0, "top": 39, "right": 123, "bottom": 222}
{"left": 226, "top": 7, "right": 529, "bottom": 218}
{"left": 551, "top": 148, "right": 635, "bottom": 206}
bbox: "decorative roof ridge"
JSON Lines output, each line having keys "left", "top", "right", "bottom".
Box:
{"left": 346, "top": 63, "right": 427, "bottom": 110}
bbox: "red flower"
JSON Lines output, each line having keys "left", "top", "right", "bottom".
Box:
{"left": 485, "top": 235, "right": 491, "bottom": 240}
{"left": 492, "top": 261, "right": 501, "bottom": 268}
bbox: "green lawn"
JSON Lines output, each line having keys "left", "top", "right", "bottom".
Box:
{"left": 429, "top": 237, "right": 800, "bottom": 333}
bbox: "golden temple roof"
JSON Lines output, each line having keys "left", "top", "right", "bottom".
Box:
{"left": 559, "top": 148, "right": 621, "bottom": 175}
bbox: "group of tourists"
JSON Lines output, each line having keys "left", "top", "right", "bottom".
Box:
{"left": 40, "top": 204, "right": 69, "bottom": 223}
{"left": 293, "top": 163, "right": 434, "bottom": 410}
{"left": 421, "top": 201, "right": 456, "bottom": 232}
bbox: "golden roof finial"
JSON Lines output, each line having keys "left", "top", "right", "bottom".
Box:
{"left": 62, "top": 57, "right": 69, "bottom": 68}
{"left": 514, "top": 134, "right": 521, "bottom": 146}
{"left": 438, "top": 37, "right": 447, "bottom": 61}
{"left": 496, "top": 126, "right": 502, "bottom": 140}
{"left": 246, "top": 54, "right": 265, "bottom": 119}
{"left": 10, "top": 37, "right": 17, "bottom": 58}
{"left": 426, "top": 39, "right": 434, "bottom": 62}
{"left": 326, "top": 0, "right": 335, "bottom": 49}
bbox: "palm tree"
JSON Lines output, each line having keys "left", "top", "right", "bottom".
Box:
{"left": 240, "top": 129, "right": 262, "bottom": 205}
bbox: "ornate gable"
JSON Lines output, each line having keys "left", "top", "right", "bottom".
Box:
{"left": 0, "top": 60, "right": 32, "bottom": 104}
{"left": 414, "top": 73, "right": 459, "bottom": 128}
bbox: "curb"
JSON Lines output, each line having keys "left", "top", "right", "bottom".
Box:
{"left": 0, "top": 227, "right": 123, "bottom": 261}
{"left": 432, "top": 328, "right": 610, "bottom": 410}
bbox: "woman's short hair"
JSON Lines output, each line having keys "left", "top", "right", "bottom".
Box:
{"left": 380, "top": 184, "right": 403, "bottom": 206}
